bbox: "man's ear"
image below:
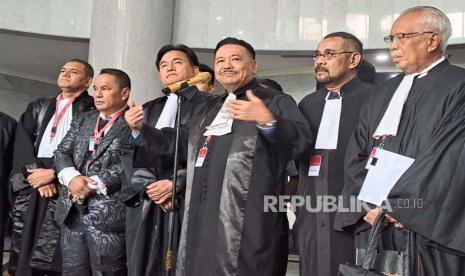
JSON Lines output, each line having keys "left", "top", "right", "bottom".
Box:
{"left": 193, "top": 66, "right": 200, "bottom": 75}
{"left": 122, "top": 87, "right": 130, "bottom": 101}
{"left": 85, "top": 77, "right": 93, "bottom": 87}
{"left": 428, "top": 33, "right": 441, "bottom": 53}
{"left": 349, "top": 52, "right": 362, "bottom": 69}
{"left": 252, "top": 60, "right": 258, "bottom": 75}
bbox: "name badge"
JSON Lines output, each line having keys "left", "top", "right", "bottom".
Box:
{"left": 358, "top": 148, "right": 415, "bottom": 206}
{"left": 88, "top": 137, "right": 95, "bottom": 152}
{"left": 195, "top": 147, "right": 208, "bottom": 167}
{"left": 308, "top": 155, "right": 322, "bottom": 176}
{"left": 365, "top": 147, "right": 378, "bottom": 169}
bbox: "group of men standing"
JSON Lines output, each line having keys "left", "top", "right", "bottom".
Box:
{"left": 0, "top": 4, "right": 464, "bottom": 276}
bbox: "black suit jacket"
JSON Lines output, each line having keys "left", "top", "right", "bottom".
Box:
{"left": 54, "top": 110, "right": 130, "bottom": 231}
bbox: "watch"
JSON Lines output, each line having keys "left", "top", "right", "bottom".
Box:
{"left": 260, "top": 119, "right": 277, "bottom": 128}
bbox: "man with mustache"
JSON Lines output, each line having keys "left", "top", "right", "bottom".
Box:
{"left": 294, "top": 32, "right": 375, "bottom": 276}
{"left": 130, "top": 37, "right": 311, "bottom": 275}
{"left": 337, "top": 6, "right": 465, "bottom": 275}
{"left": 173, "top": 37, "right": 311, "bottom": 276}
{"left": 9, "top": 59, "right": 95, "bottom": 276}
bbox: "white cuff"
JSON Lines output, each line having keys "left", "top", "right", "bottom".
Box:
{"left": 88, "top": 175, "right": 108, "bottom": 196}
{"left": 58, "top": 167, "right": 82, "bottom": 187}
{"left": 131, "top": 130, "right": 140, "bottom": 139}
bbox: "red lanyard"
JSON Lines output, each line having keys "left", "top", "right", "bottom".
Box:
{"left": 50, "top": 94, "right": 75, "bottom": 139}
{"left": 92, "top": 106, "right": 127, "bottom": 146}
{"left": 203, "top": 135, "right": 213, "bottom": 148}
{"left": 378, "top": 135, "right": 388, "bottom": 149}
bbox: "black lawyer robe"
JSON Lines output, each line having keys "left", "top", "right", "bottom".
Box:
{"left": 174, "top": 79, "right": 311, "bottom": 276}
{"left": 295, "top": 78, "right": 374, "bottom": 276}
{"left": 8, "top": 91, "right": 94, "bottom": 275}
{"left": 335, "top": 60, "right": 465, "bottom": 275}
{"left": 120, "top": 87, "right": 216, "bottom": 276}
{"left": 0, "top": 111, "right": 17, "bottom": 273}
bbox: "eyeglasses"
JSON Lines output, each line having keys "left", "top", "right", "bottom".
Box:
{"left": 312, "top": 51, "right": 355, "bottom": 61}
{"left": 383, "top": 31, "right": 435, "bottom": 44}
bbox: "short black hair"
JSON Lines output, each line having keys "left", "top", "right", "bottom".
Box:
{"left": 257, "top": 78, "right": 283, "bottom": 92}
{"left": 156, "top": 44, "right": 199, "bottom": 71}
{"left": 357, "top": 59, "right": 376, "bottom": 84}
{"left": 67, "top": 58, "right": 94, "bottom": 78}
{"left": 323, "top": 32, "right": 363, "bottom": 57}
{"left": 198, "top": 63, "right": 215, "bottom": 85}
{"left": 100, "top": 68, "right": 131, "bottom": 89}
{"left": 214, "top": 37, "right": 256, "bottom": 59}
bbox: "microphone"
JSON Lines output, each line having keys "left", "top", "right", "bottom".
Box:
{"left": 162, "top": 72, "right": 212, "bottom": 95}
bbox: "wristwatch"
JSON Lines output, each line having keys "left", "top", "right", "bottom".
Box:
{"left": 260, "top": 119, "right": 277, "bottom": 128}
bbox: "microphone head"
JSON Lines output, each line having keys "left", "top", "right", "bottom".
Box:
{"left": 197, "top": 72, "right": 212, "bottom": 83}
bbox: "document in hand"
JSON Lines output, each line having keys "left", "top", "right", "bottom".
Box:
{"left": 358, "top": 148, "right": 415, "bottom": 206}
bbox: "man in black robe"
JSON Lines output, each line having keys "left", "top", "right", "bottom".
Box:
{"left": 169, "top": 37, "right": 309, "bottom": 276}
{"left": 336, "top": 6, "right": 465, "bottom": 275}
{"left": 295, "top": 32, "right": 375, "bottom": 276}
{"left": 0, "top": 111, "right": 17, "bottom": 272}
{"left": 122, "top": 44, "right": 215, "bottom": 275}
{"left": 127, "top": 38, "right": 311, "bottom": 275}
{"left": 8, "top": 59, "right": 94, "bottom": 276}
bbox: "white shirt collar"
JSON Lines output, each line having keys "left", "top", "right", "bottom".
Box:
{"left": 416, "top": 56, "right": 445, "bottom": 79}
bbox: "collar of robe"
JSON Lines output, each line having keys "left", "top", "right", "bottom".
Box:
{"left": 175, "top": 85, "right": 198, "bottom": 100}
{"left": 224, "top": 78, "right": 258, "bottom": 98}
{"left": 324, "top": 77, "right": 363, "bottom": 97}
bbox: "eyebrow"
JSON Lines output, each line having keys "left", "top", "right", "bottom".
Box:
{"left": 215, "top": 54, "right": 241, "bottom": 61}
{"left": 316, "top": 49, "right": 337, "bottom": 53}
{"left": 61, "top": 67, "right": 80, "bottom": 71}
{"left": 161, "top": 57, "right": 185, "bottom": 64}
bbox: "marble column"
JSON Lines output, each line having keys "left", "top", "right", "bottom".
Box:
{"left": 88, "top": 0, "right": 173, "bottom": 104}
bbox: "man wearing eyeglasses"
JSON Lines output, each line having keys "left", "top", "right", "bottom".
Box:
{"left": 294, "top": 32, "right": 375, "bottom": 276}
{"left": 337, "top": 6, "right": 465, "bottom": 275}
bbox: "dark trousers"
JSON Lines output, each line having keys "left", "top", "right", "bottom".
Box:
{"left": 61, "top": 210, "right": 127, "bottom": 276}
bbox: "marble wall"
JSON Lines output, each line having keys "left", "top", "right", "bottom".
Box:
{"left": 173, "top": 0, "right": 465, "bottom": 50}
{"left": 0, "top": 0, "right": 92, "bottom": 38}
{"left": 2, "top": 0, "right": 465, "bottom": 50}
{"left": 0, "top": 73, "right": 58, "bottom": 119}
{"left": 258, "top": 72, "right": 316, "bottom": 103}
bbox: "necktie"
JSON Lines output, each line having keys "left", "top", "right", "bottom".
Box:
{"left": 373, "top": 73, "right": 420, "bottom": 138}
{"left": 98, "top": 118, "right": 108, "bottom": 131}
{"left": 315, "top": 91, "right": 342, "bottom": 149}
{"left": 203, "top": 93, "right": 236, "bottom": 136}
{"left": 156, "top": 93, "right": 178, "bottom": 129}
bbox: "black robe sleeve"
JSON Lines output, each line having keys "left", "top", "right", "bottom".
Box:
{"left": 0, "top": 112, "right": 17, "bottom": 276}
{"left": 261, "top": 93, "right": 313, "bottom": 160}
{"left": 334, "top": 97, "right": 375, "bottom": 232}
{"left": 9, "top": 101, "right": 44, "bottom": 193}
{"left": 387, "top": 92, "right": 465, "bottom": 255}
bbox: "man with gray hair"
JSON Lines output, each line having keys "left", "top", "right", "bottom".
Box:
{"left": 337, "top": 6, "right": 465, "bottom": 275}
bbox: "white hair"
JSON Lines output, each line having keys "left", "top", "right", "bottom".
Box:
{"left": 401, "top": 6, "right": 452, "bottom": 53}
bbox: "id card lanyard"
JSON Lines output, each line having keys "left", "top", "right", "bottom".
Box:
{"left": 195, "top": 135, "right": 213, "bottom": 167}
{"left": 50, "top": 94, "right": 76, "bottom": 141}
{"left": 85, "top": 106, "right": 126, "bottom": 174}
{"left": 366, "top": 135, "right": 388, "bottom": 169}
